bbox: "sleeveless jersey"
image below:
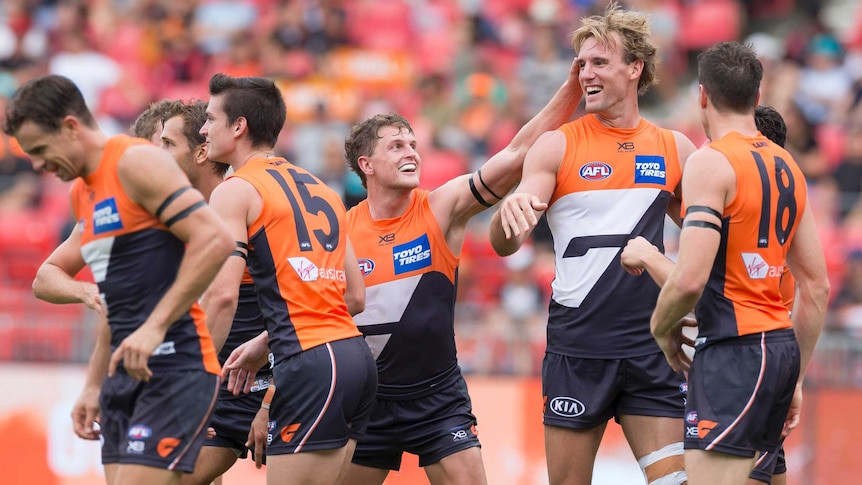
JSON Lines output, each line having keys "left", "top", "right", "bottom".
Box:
{"left": 546, "top": 115, "right": 682, "bottom": 358}
{"left": 692, "top": 132, "right": 806, "bottom": 344}
{"left": 230, "top": 157, "right": 360, "bottom": 365}
{"left": 347, "top": 190, "right": 461, "bottom": 399}
{"left": 70, "top": 135, "right": 220, "bottom": 375}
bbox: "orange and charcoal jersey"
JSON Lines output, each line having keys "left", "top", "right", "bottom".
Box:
{"left": 71, "top": 135, "right": 220, "bottom": 375}
{"left": 230, "top": 157, "right": 360, "bottom": 366}
{"left": 217, "top": 269, "right": 270, "bottom": 384}
{"left": 691, "top": 132, "right": 807, "bottom": 346}
{"left": 346, "top": 190, "right": 461, "bottom": 399}
{"left": 545, "top": 114, "right": 682, "bottom": 359}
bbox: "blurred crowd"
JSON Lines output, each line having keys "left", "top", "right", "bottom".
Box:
{"left": 1, "top": 0, "right": 862, "bottom": 375}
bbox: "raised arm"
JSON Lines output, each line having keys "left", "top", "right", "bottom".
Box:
{"left": 429, "top": 58, "right": 582, "bottom": 246}
{"left": 489, "top": 130, "right": 566, "bottom": 256}
{"left": 108, "top": 145, "right": 234, "bottom": 380}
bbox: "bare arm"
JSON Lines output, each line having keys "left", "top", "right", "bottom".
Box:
{"left": 71, "top": 315, "right": 111, "bottom": 440}
{"left": 32, "top": 225, "right": 103, "bottom": 313}
{"left": 785, "top": 200, "right": 829, "bottom": 382}
{"left": 651, "top": 148, "right": 732, "bottom": 371}
{"left": 489, "top": 130, "right": 566, "bottom": 256}
{"left": 202, "top": 178, "right": 259, "bottom": 354}
{"left": 108, "top": 145, "right": 234, "bottom": 380}
{"left": 344, "top": 237, "right": 365, "bottom": 316}
{"left": 620, "top": 236, "right": 675, "bottom": 286}
{"left": 429, "top": 58, "right": 582, "bottom": 251}
{"left": 667, "top": 131, "right": 698, "bottom": 228}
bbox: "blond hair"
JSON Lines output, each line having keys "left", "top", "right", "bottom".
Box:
{"left": 571, "top": 2, "right": 657, "bottom": 95}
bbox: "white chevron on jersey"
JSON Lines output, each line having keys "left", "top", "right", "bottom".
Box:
{"left": 80, "top": 237, "right": 115, "bottom": 283}
{"left": 547, "top": 187, "right": 662, "bottom": 308}
{"left": 353, "top": 274, "right": 421, "bottom": 359}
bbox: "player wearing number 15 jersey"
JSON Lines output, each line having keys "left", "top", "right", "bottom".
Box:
{"left": 200, "top": 73, "right": 377, "bottom": 485}
{"left": 651, "top": 42, "right": 829, "bottom": 484}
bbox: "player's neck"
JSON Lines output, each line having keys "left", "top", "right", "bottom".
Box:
{"left": 230, "top": 147, "right": 275, "bottom": 172}
{"left": 82, "top": 129, "right": 110, "bottom": 178}
{"left": 706, "top": 112, "right": 758, "bottom": 142}
{"left": 592, "top": 102, "right": 641, "bottom": 129}
{"left": 366, "top": 185, "right": 413, "bottom": 220}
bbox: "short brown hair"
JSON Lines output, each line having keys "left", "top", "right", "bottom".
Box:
{"left": 344, "top": 113, "right": 414, "bottom": 188}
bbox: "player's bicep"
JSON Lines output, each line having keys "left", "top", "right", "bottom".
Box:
{"left": 512, "top": 130, "right": 565, "bottom": 204}
{"left": 41, "top": 223, "right": 87, "bottom": 276}
{"left": 117, "top": 145, "right": 211, "bottom": 239}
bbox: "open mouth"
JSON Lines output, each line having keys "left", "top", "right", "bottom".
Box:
{"left": 399, "top": 163, "right": 417, "bottom": 173}
{"left": 586, "top": 86, "right": 603, "bottom": 96}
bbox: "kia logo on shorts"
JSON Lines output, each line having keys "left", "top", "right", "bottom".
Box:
{"left": 579, "top": 162, "right": 612, "bottom": 181}
{"left": 549, "top": 396, "right": 585, "bottom": 417}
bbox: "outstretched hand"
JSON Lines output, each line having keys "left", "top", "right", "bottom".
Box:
{"left": 498, "top": 193, "right": 548, "bottom": 239}
{"left": 222, "top": 333, "right": 270, "bottom": 395}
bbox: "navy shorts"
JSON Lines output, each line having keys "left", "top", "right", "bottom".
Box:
{"left": 542, "top": 351, "right": 686, "bottom": 429}
{"left": 351, "top": 374, "right": 480, "bottom": 470}
{"left": 100, "top": 370, "right": 220, "bottom": 472}
{"left": 750, "top": 443, "right": 786, "bottom": 483}
{"left": 684, "top": 329, "right": 799, "bottom": 457}
{"left": 266, "top": 336, "right": 377, "bottom": 455}
{"left": 206, "top": 375, "right": 270, "bottom": 458}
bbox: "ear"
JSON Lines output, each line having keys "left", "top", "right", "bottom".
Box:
{"left": 357, "top": 155, "right": 374, "bottom": 178}
{"left": 233, "top": 116, "right": 248, "bottom": 139}
{"left": 629, "top": 59, "right": 644, "bottom": 81}
{"left": 61, "top": 115, "right": 80, "bottom": 138}
{"left": 698, "top": 84, "right": 708, "bottom": 110}
{"left": 195, "top": 142, "right": 208, "bottom": 165}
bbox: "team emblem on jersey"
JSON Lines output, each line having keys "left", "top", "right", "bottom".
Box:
{"left": 93, "top": 197, "right": 124, "bottom": 234}
{"left": 634, "top": 155, "right": 666, "bottom": 184}
{"left": 392, "top": 234, "right": 432, "bottom": 275}
{"left": 358, "top": 258, "right": 375, "bottom": 277}
{"left": 579, "top": 162, "right": 612, "bottom": 180}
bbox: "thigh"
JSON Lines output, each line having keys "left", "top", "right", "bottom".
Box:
{"left": 544, "top": 423, "right": 606, "bottom": 485}
{"left": 749, "top": 442, "right": 785, "bottom": 484}
{"left": 686, "top": 449, "right": 756, "bottom": 485}
{"left": 542, "top": 353, "right": 620, "bottom": 429}
{"left": 178, "top": 447, "right": 238, "bottom": 485}
{"left": 267, "top": 337, "right": 377, "bottom": 455}
{"left": 424, "top": 447, "right": 487, "bottom": 485}
{"left": 266, "top": 445, "right": 352, "bottom": 485}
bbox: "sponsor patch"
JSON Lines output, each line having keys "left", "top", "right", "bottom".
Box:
{"left": 288, "top": 257, "right": 345, "bottom": 282}
{"left": 634, "top": 155, "right": 666, "bottom": 185}
{"left": 548, "top": 396, "right": 585, "bottom": 418}
{"left": 392, "top": 234, "right": 432, "bottom": 275}
{"left": 741, "top": 252, "right": 784, "bottom": 279}
{"left": 93, "top": 198, "right": 123, "bottom": 234}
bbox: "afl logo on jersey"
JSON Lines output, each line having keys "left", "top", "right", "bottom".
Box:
{"left": 579, "top": 162, "right": 612, "bottom": 180}
{"left": 358, "top": 258, "right": 375, "bottom": 277}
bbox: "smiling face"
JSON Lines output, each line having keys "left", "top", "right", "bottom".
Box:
{"left": 578, "top": 33, "right": 641, "bottom": 117}
{"left": 13, "top": 118, "right": 81, "bottom": 181}
{"left": 362, "top": 125, "right": 421, "bottom": 190}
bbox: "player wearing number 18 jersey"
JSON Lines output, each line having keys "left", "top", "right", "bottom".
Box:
{"left": 201, "top": 73, "right": 376, "bottom": 485}
{"left": 651, "top": 42, "right": 829, "bottom": 484}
